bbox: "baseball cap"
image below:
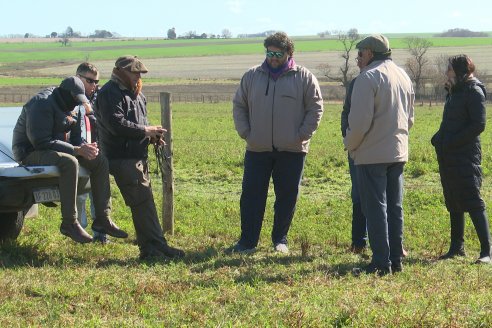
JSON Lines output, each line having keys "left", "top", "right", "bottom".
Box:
{"left": 59, "top": 76, "right": 89, "bottom": 104}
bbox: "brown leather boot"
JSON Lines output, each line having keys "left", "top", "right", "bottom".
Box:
{"left": 92, "top": 218, "right": 128, "bottom": 239}
{"left": 60, "top": 221, "right": 93, "bottom": 243}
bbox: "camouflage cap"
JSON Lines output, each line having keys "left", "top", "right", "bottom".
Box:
{"left": 356, "top": 35, "right": 390, "bottom": 54}
{"left": 114, "top": 55, "right": 148, "bottom": 73}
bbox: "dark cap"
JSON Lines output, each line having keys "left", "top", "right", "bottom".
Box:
{"left": 59, "top": 76, "right": 89, "bottom": 104}
{"left": 356, "top": 35, "right": 390, "bottom": 54}
{"left": 115, "top": 56, "right": 148, "bottom": 73}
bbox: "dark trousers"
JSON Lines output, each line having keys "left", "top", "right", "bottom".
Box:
{"left": 23, "top": 150, "right": 112, "bottom": 223}
{"left": 356, "top": 162, "right": 405, "bottom": 269}
{"left": 109, "top": 158, "right": 168, "bottom": 253}
{"left": 348, "top": 155, "right": 367, "bottom": 247}
{"left": 239, "top": 150, "right": 306, "bottom": 248}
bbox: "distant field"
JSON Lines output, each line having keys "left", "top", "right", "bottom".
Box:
{"left": 0, "top": 37, "right": 491, "bottom": 63}
{"left": 0, "top": 36, "right": 491, "bottom": 99}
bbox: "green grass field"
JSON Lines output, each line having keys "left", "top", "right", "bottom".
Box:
{"left": 0, "top": 37, "right": 491, "bottom": 63}
{"left": 1, "top": 103, "right": 491, "bottom": 326}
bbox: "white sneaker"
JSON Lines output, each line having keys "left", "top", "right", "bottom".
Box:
{"left": 274, "top": 243, "right": 289, "bottom": 254}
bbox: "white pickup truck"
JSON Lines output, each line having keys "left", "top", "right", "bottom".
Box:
{"left": 0, "top": 107, "right": 90, "bottom": 242}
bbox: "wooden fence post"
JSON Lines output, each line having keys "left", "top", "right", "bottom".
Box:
{"left": 160, "top": 92, "right": 174, "bottom": 234}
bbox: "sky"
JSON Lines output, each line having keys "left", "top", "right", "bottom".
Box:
{"left": 1, "top": 0, "right": 491, "bottom": 38}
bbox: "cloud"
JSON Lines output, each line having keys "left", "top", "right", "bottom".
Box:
{"left": 226, "top": 0, "right": 243, "bottom": 14}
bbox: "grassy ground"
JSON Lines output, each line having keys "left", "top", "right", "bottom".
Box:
{"left": 1, "top": 103, "right": 491, "bottom": 326}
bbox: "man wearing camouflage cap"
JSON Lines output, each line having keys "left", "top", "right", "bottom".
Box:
{"left": 343, "top": 35, "right": 415, "bottom": 275}
{"left": 95, "top": 56, "right": 185, "bottom": 260}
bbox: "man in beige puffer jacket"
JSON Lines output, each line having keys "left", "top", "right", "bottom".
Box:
{"left": 230, "top": 32, "right": 324, "bottom": 254}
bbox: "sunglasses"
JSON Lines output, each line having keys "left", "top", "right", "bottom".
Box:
{"left": 79, "top": 75, "right": 99, "bottom": 85}
{"left": 266, "top": 50, "right": 285, "bottom": 58}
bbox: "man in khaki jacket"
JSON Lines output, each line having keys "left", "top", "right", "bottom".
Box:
{"left": 230, "top": 32, "right": 324, "bottom": 254}
{"left": 344, "top": 35, "right": 414, "bottom": 275}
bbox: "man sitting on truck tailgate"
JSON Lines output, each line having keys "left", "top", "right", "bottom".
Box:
{"left": 11, "top": 76, "right": 128, "bottom": 244}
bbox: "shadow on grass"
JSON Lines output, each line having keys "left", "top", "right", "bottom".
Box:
{"left": 0, "top": 240, "right": 69, "bottom": 268}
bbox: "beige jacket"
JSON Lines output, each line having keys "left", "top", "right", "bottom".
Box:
{"left": 233, "top": 64, "right": 323, "bottom": 153}
{"left": 343, "top": 59, "right": 414, "bottom": 164}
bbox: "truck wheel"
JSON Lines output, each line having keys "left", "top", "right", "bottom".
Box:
{"left": 0, "top": 211, "right": 25, "bottom": 242}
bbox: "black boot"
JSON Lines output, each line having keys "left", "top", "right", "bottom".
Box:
{"left": 469, "top": 210, "right": 492, "bottom": 264}
{"left": 439, "top": 212, "right": 465, "bottom": 260}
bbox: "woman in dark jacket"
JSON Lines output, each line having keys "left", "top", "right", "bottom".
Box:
{"left": 432, "top": 54, "right": 491, "bottom": 264}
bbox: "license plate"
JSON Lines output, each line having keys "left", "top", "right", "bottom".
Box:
{"left": 33, "top": 187, "right": 60, "bottom": 203}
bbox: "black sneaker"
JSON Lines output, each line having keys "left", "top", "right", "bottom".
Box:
{"left": 391, "top": 262, "right": 403, "bottom": 273}
{"left": 353, "top": 263, "right": 391, "bottom": 277}
{"left": 224, "top": 242, "right": 256, "bottom": 255}
{"left": 92, "top": 234, "right": 110, "bottom": 244}
{"left": 438, "top": 247, "right": 466, "bottom": 260}
{"left": 140, "top": 244, "right": 185, "bottom": 260}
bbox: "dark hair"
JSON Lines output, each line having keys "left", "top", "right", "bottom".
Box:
{"left": 264, "top": 32, "right": 294, "bottom": 57}
{"left": 449, "top": 54, "right": 475, "bottom": 83}
{"left": 76, "top": 62, "right": 99, "bottom": 76}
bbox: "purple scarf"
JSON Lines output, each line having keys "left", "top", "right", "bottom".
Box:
{"left": 262, "top": 57, "right": 296, "bottom": 81}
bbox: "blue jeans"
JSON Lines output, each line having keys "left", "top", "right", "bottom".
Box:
{"left": 356, "top": 162, "right": 405, "bottom": 269}
{"left": 348, "top": 155, "right": 367, "bottom": 248}
{"left": 76, "top": 192, "right": 106, "bottom": 239}
{"left": 239, "top": 150, "right": 306, "bottom": 248}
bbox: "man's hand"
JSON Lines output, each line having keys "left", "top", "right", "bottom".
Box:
{"left": 145, "top": 125, "right": 166, "bottom": 139}
{"left": 74, "top": 142, "right": 99, "bottom": 160}
{"left": 145, "top": 125, "right": 167, "bottom": 145}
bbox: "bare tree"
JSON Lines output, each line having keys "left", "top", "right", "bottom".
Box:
{"left": 221, "top": 29, "right": 232, "bottom": 39}
{"left": 317, "top": 28, "right": 360, "bottom": 92}
{"left": 59, "top": 37, "right": 70, "bottom": 46}
{"left": 404, "top": 37, "right": 433, "bottom": 100}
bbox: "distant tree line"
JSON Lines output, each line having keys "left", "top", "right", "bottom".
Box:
{"left": 434, "top": 28, "right": 489, "bottom": 37}
{"left": 21, "top": 26, "right": 118, "bottom": 40}
{"left": 237, "top": 30, "right": 276, "bottom": 38}
{"left": 166, "top": 27, "right": 233, "bottom": 40}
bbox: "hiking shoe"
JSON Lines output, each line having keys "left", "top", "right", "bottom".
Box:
{"left": 391, "top": 262, "right": 403, "bottom": 273}
{"left": 225, "top": 243, "right": 256, "bottom": 255}
{"left": 438, "top": 247, "right": 466, "bottom": 260}
{"left": 92, "top": 218, "right": 128, "bottom": 239}
{"left": 140, "top": 244, "right": 185, "bottom": 260}
{"left": 157, "top": 244, "right": 185, "bottom": 259}
{"left": 353, "top": 263, "right": 391, "bottom": 277}
{"left": 350, "top": 245, "right": 366, "bottom": 254}
{"left": 475, "top": 256, "right": 491, "bottom": 264}
{"left": 92, "top": 234, "right": 110, "bottom": 244}
{"left": 60, "top": 221, "right": 93, "bottom": 244}
{"left": 274, "top": 243, "right": 289, "bottom": 254}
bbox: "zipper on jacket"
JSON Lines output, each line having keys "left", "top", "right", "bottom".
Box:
{"left": 265, "top": 72, "right": 270, "bottom": 96}
{"left": 271, "top": 81, "right": 276, "bottom": 151}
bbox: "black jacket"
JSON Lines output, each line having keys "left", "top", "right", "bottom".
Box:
{"left": 12, "top": 87, "right": 75, "bottom": 162}
{"left": 95, "top": 80, "right": 149, "bottom": 160}
{"left": 431, "top": 78, "right": 487, "bottom": 212}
